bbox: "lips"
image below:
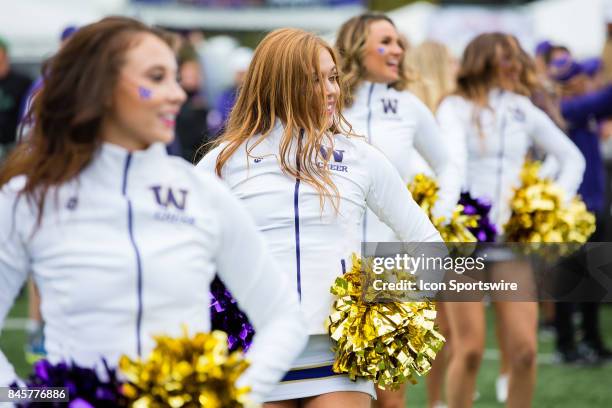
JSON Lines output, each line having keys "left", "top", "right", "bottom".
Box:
{"left": 159, "top": 113, "right": 177, "bottom": 128}
{"left": 326, "top": 100, "right": 336, "bottom": 114}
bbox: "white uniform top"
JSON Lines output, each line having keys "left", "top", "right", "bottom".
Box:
{"left": 197, "top": 122, "right": 443, "bottom": 335}
{"left": 437, "top": 88, "right": 585, "bottom": 231}
{"left": 343, "top": 81, "right": 461, "bottom": 242}
{"left": 0, "top": 142, "right": 307, "bottom": 403}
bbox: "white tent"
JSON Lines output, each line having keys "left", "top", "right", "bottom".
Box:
{"left": 390, "top": 0, "right": 607, "bottom": 58}
{"left": 0, "top": 0, "right": 126, "bottom": 62}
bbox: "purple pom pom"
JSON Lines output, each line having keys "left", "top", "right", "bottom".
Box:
{"left": 12, "top": 359, "right": 126, "bottom": 407}
{"left": 459, "top": 192, "right": 498, "bottom": 242}
{"left": 210, "top": 276, "right": 255, "bottom": 352}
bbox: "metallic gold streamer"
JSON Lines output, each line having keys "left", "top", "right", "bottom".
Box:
{"left": 119, "top": 329, "right": 254, "bottom": 408}
{"left": 504, "top": 161, "right": 596, "bottom": 249}
{"left": 326, "top": 254, "right": 445, "bottom": 390}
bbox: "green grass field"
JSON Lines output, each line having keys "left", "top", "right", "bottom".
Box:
{"left": 1, "top": 293, "right": 611, "bottom": 407}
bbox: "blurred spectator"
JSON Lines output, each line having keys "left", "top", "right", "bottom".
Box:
{"left": 549, "top": 53, "right": 612, "bottom": 364}
{"left": 175, "top": 55, "right": 209, "bottom": 163}
{"left": 0, "top": 37, "right": 32, "bottom": 159}
{"left": 19, "top": 26, "right": 79, "bottom": 139}
{"left": 208, "top": 46, "right": 252, "bottom": 136}
{"left": 581, "top": 57, "right": 605, "bottom": 92}
{"left": 534, "top": 40, "right": 553, "bottom": 77}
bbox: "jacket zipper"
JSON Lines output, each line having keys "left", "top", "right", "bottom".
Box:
{"left": 362, "top": 82, "right": 376, "bottom": 242}
{"left": 122, "top": 154, "right": 144, "bottom": 357}
{"left": 294, "top": 130, "right": 304, "bottom": 301}
{"left": 495, "top": 93, "right": 508, "bottom": 228}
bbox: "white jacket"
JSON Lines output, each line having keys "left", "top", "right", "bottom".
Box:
{"left": 343, "top": 82, "right": 461, "bottom": 242}
{"left": 437, "top": 89, "right": 585, "bottom": 231}
{"left": 197, "top": 123, "right": 443, "bottom": 335}
{"left": 0, "top": 142, "right": 307, "bottom": 403}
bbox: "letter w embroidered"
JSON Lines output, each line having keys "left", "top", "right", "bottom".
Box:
{"left": 381, "top": 98, "right": 398, "bottom": 114}
{"left": 150, "top": 186, "right": 188, "bottom": 211}
{"left": 320, "top": 146, "right": 345, "bottom": 162}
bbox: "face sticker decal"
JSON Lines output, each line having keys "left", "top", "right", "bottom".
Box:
{"left": 138, "top": 86, "right": 152, "bottom": 100}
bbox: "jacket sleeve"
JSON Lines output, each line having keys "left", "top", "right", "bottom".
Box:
{"left": 0, "top": 185, "right": 30, "bottom": 386}
{"left": 528, "top": 101, "right": 585, "bottom": 198}
{"left": 412, "top": 96, "right": 461, "bottom": 220}
{"left": 364, "top": 145, "right": 447, "bottom": 293}
{"left": 561, "top": 84, "right": 612, "bottom": 124}
{"left": 365, "top": 144, "right": 443, "bottom": 244}
{"left": 206, "top": 176, "right": 307, "bottom": 403}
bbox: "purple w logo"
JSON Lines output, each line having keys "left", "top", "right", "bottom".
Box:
{"left": 320, "top": 146, "right": 345, "bottom": 163}
{"left": 150, "top": 186, "right": 188, "bottom": 211}
{"left": 381, "top": 98, "right": 398, "bottom": 114}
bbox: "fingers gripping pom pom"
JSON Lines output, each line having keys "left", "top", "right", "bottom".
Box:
{"left": 119, "top": 329, "right": 253, "bottom": 408}
{"left": 326, "top": 255, "right": 445, "bottom": 390}
{"left": 408, "top": 173, "right": 494, "bottom": 243}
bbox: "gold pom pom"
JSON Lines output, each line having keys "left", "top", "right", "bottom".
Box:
{"left": 326, "top": 255, "right": 445, "bottom": 390}
{"left": 504, "top": 161, "right": 596, "bottom": 248}
{"left": 119, "top": 329, "right": 254, "bottom": 408}
{"left": 408, "top": 173, "right": 478, "bottom": 243}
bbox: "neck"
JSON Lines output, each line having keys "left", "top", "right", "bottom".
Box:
{"left": 99, "top": 117, "right": 148, "bottom": 152}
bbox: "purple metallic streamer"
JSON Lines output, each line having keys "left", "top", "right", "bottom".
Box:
{"left": 210, "top": 276, "right": 255, "bottom": 352}
{"left": 459, "top": 192, "right": 498, "bottom": 242}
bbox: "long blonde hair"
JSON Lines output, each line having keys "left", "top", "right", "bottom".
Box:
{"left": 335, "top": 13, "right": 416, "bottom": 107}
{"left": 212, "top": 28, "right": 352, "bottom": 210}
{"left": 406, "top": 41, "right": 456, "bottom": 112}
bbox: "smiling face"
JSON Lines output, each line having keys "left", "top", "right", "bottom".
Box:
{"left": 362, "top": 19, "right": 403, "bottom": 84}
{"left": 102, "top": 33, "right": 186, "bottom": 151}
{"left": 316, "top": 48, "right": 340, "bottom": 128}
{"left": 495, "top": 41, "right": 521, "bottom": 91}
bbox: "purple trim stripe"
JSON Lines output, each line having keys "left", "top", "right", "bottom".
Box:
{"left": 362, "top": 82, "right": 375, "bottom": 242}
{"left": 294, "top": 130, "right": 304, "bottom": 301}
{"left": 122, "top": 154, "right": 144, "bottom": 357}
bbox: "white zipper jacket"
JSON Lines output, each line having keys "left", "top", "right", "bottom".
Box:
{"left": 197, "top": 123, "right": 443, "bottom": 335}
{"left": 0, "top": 142, "right": 307, "bottom": 402}
{"left": 343, "top": 82, "right": 461, "bottom": 242}
{"left": 437, "top": 89, "right": 585, "bottom": 232}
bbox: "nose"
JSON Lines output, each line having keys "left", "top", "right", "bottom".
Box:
{"left": 324, "top": 78, "right": 338, "bottom": 99}
{"left": 389, "top": 43, "right": 403, "bottom": 58}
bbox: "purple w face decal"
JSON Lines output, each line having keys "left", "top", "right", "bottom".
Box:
{"left": 150, "top": 185, "right": 188, "bottom": 211}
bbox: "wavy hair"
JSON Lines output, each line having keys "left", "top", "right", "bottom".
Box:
{"left": 335, "top": 12, "right": 416, "bottom": 107}
{"left": 211, "top": 28, "right": 353, "bottom": 211}
{"left": 0, "top": 17, "right": 171, "bottom": 225}
{"left": 406, "top": 41, "right": 456, "bottom": 112}
{"left": 455, "top": 32, "right": 519, "bottom": 106}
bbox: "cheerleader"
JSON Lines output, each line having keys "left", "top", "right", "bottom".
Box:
{"left": 335, "top": 14, "right": 462, "bottom": 408}
{"left": 335, "top": 13, "right": 462, "bottom": 244}
{"left": 197, "top": 28, "right": 444, "bottom": 408}
{"left": 0, "top": 17, "right": 307, "bottom": 403}
{"left": 437, "top": 33, "right": 584, "bottom": 408}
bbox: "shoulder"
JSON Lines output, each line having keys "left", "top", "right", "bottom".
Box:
{"left": 0, "top": 175, "right": 27, "bottom": 195}
{"left": 339, "top": 134, "right": 388, "bottom": 163}
{"left": 438, "top": 95, "right": 467, "bottom": 109}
